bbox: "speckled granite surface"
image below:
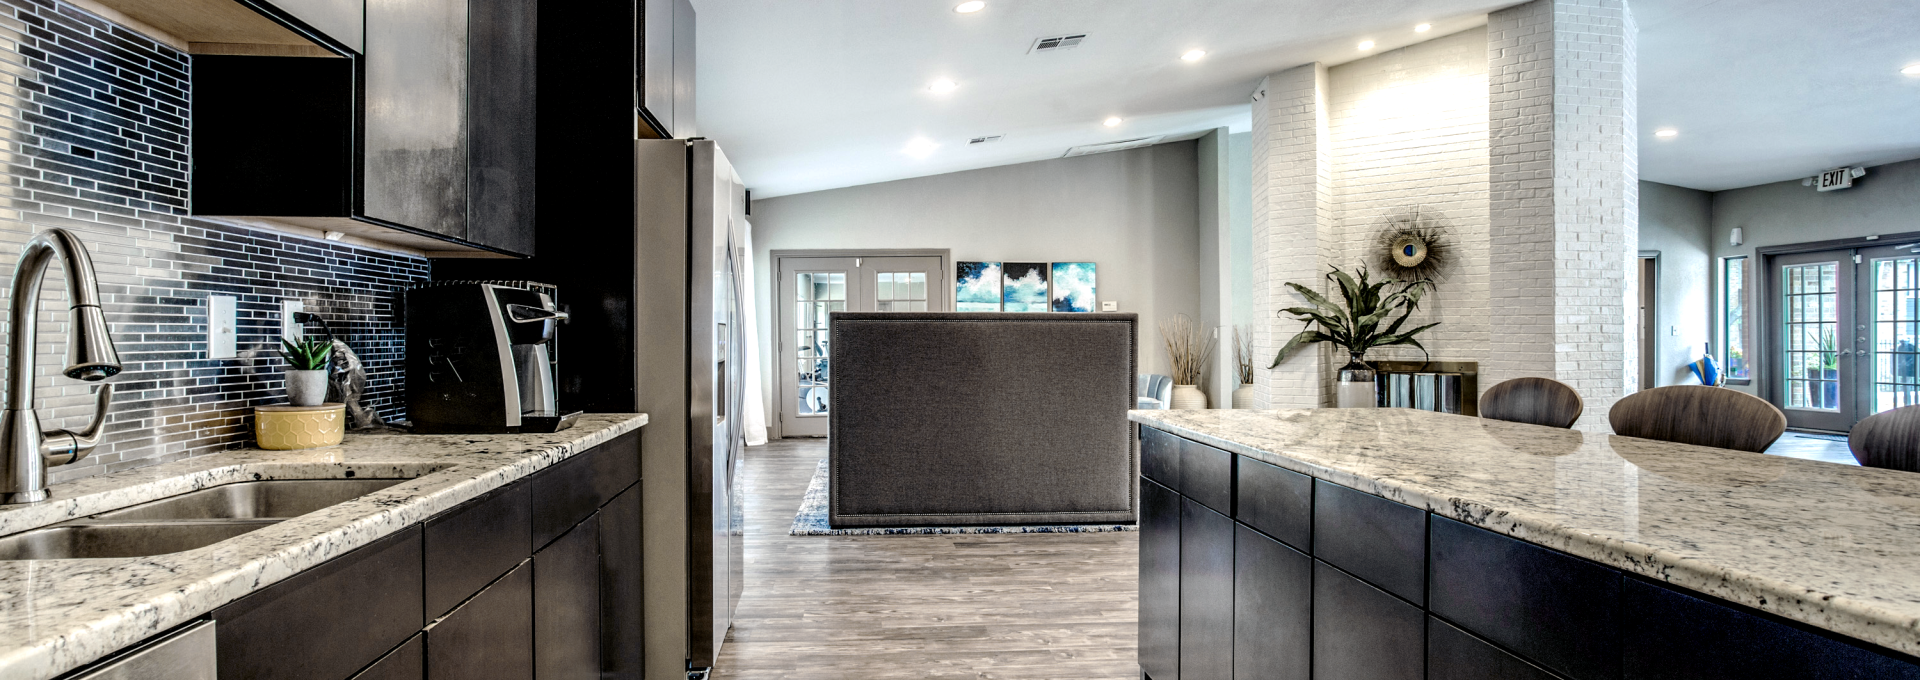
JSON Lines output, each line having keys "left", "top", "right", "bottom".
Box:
{"left": 1130, "top": 408, "right": 1920, "bottom": 656}
{"left": 0, "top": 413, "right": 646, "bottom": 680}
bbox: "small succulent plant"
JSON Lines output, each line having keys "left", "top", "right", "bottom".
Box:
{"left": 279, "top": 337, "right": 333, "bottom": 371}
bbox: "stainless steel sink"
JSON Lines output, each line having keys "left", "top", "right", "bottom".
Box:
{"left": 0, "top": 520, "right": 278, "bottom": 560}
{"left": 90, "top": 479, "right": 407, "bottom": 521}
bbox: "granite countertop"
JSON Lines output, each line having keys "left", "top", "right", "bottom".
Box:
{"left": 1129, "top": 408, "right": 1920, "bottom": 656}
{"left": 0, "top": 413, "right": 647, "bottom": 680}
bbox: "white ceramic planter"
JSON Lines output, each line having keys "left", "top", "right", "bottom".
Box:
{"left": 1232, "top": 384, "right": 1255, "bottom": 409}
{"left": 286, "top": 369, "right": 329, "bottom": 407}
{"left": 1171, "top": 384, "right": 1209, "bottom": 410}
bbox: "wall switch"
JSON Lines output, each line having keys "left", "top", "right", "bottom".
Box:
{"left": 1669, "top": 325, "right": 1678, "bottom": 336}
{"left": 281, "top": 299, "right": 304, "bottom": 340}
{"left": 209, "top": 295, "right": 237, "bottom": 359}
{"left": 1101, "top": 301, "right": 1117, "bottom": 312}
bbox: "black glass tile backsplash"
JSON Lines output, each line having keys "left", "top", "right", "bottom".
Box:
{"left": 0, "top": 0, "right": 431, "bottom": 483}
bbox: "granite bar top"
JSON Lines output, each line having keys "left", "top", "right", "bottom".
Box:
{"left": 1130, "top": 408, "right": 1920, "bottom": 656}
{"left": 0, "top": 413, "right": 647, "bottom": 680}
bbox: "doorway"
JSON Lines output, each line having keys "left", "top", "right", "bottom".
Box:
{"left": 1639, "top": 253, "right": 1658, "bottom": 391}
{"left": 1762, "top": 241, "right": 1920, "bottom": 432}
{"left": 771, "top": 249, "right": 951, "bottom": 438}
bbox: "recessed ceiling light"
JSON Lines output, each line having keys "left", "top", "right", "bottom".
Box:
{"left": 1358, "top": 40, "right": 1376, "bottom": 50}
{"left": 1904, "top": 63, "right": 1920, "bottom": 76}
{"left": 903, "top": 138, "right": 940, "bottom": 157}
{"left": 1655, "top": 128, "right": 1679, "bottom": 138}
{"left": 1415, "top": 23, "right": 1432, "bottom": 32}
{"left": 1181, "top": 49, "right": 1207, "bottom": 62}
{"left": 1104, "top": 117, "right": 1123, "bottom": 127}
{"left": 928, "top": 79, "right": 958, "bottom": 94}
{"left": 954, "top": 1, "right": 984, "bottom": 13}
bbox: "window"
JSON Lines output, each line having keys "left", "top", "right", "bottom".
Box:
{"left": 1722, "top": 257, "right": 1750, "bottom": 381}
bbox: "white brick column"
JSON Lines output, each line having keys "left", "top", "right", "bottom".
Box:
{"left": 1487, "top": 0, "right": 1639, "bottom": 430}
{"left": 1250, "top": 63, "right": 1335, "bottom": 408}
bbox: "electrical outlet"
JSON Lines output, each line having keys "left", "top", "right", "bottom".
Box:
{"left": 1101, "top": 301, "right": 1117, "bottom": 312}
{"left": 281, "top": 299, "right": 304, "bottom": 340}
{"left": 208, "top": 295, "right": 237, "bottom": 359}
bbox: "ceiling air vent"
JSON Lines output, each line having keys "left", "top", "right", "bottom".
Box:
{"left": 1029, "top": 34, "right": 1087, "bottom": 54}
{"left": 969, "top": 135, "right": 1004, "bottom": 145}
{"left": 1062, "top": 136, "right": 1164, "bottom": 158}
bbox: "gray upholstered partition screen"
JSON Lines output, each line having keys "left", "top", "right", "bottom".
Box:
{"left": 828, "top": 312, "right": 1139, "bottom": 527}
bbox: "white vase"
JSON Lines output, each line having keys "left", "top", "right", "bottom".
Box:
{"left": 286, "top": 369, "right": 329, "bottom": 407}
{"left": 1171, "top": 384, "right": 1209, "bottom": 410}
{"left": 1232, "top": 384, "right": 1255, "bottom": 409}
{"left": 1334, "top": 352, "right": 1377, "bottom": 409}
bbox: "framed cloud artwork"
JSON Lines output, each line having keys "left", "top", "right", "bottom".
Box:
{"left": 956, "top": 262, "right": 1003, "bottom": 311}
{"left": 1051, "top": 262, "right": 1096, "bottom": 312}
{"left": 1001, "top": 262, "right": 1050, "bottom": 312}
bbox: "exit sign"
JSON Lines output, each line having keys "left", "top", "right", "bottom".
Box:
{"left": 1818, "top": 168, "right": 1855, "bottom": 192}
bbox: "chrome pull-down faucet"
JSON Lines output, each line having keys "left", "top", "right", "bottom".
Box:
{"left": 2, "top": 229, "right": 121, "bottom": 504}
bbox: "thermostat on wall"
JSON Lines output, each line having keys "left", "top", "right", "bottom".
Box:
{"left": 1101, "top": 301, "right": 1117, "bottom": 312}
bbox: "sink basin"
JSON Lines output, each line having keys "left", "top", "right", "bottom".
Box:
{"left": 91, "top": 479, "right": 408, "bottom": 521}
{"left": 0, "top": 521, "right": 278, "bottom": 560}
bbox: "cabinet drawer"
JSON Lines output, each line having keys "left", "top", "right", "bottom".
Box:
{"left": 1141, "top": 426, "right": 1180, "bottom": 488}
{"left": 426, "top": 560, "right": 534, "bottom": 680}
{"left": 350, "top": 634, "right": 422, "bottom": 680}
{"left": 1235, "top": 456, "right": 1312, "bottom": 551}
{"left": 535, "top": 514, "right": 601, "bottom": 679}
{"left": 214, "top": 526, "right": 423, "bottom": 680}
{"left": 532, "top": 450, "right": 599, "bottom": 550}
{"left": 1430, "top": 517, "right": 1619, "bottom": 680}
{"left": 1621, "top": 579, "right": 1920, "bottom": 680}
{"left": 1138, "top": 478, "right": 1181, "bottom": 680}
{"left": 1235, "top": 525, "right": 1310, "bottom": 680}
{"left": 1312, "top": 480, "right": 1426, "bottom": 605}
{"left": 1429, "top": 617, "right": 1557, "bottom": 680}
{"left": 1313, "top": 560, "right": 1424, "bottom": 680}
{"left": 425, "top": 482, "right": 532, "bottom": 620}
{"left": 1179, "top": 496, "right": 1234, "bottom": 680}
{"left": 1179, "top": 437, "right": 1233, "bottom": 515}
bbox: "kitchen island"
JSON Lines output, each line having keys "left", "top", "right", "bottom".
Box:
{"left": 1131, "top": 408, "right": 1920, "bottom": 680}
{"left": 0, "top": 413, "right": 646, "bottom": 680}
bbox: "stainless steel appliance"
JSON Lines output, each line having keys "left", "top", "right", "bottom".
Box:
{"left": 636, "top": 139, "right": 747, "bottom": 677}
{"left": 405, "top": 281, "right": 577, "bottom": 434}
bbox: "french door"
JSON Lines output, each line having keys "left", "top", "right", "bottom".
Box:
{"left": 774, "top": 253, "right": 948, "bottom": 437}
{"left": 1767, "top": 244, "right": 1920, "bottom": 431}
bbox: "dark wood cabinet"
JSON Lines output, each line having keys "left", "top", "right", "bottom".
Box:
{"left": 1234, "top": 526, "right": 1309, "bottom": 680}
{"left": 599, "top": 483, "right": 645, "bottom": 680}
{"left": 1178, "top": 438, "right": 1234, "bottom": 516}
{"left": 1427, "top": 618, "right": 1557, "bottom": 680}
{"left": 1138, "top": 478, "right": 1181, "bottom": 680}
{"left": 425, "top": 482, "right": 533, "bottom": 620}
{"left": 1234, "top": 457, "right": 1311, "bottom": 552}
{"left": 1620, "top": 579, "right": 1920, "bottom": 680}
{"left": 535, "top": 515, "right": 601, "bottom": 679}
{"left": 362, "top": 0, "right": 468, "bottom": 239}
{"left": 214, "top": 526, "right": 424, "bottom": 680}
{"left": 1180, "top": 497, "right": 1235, "bottom": 680}
{"left": 1313, "top": 560, "right": 1424, "bottom": 680}
{"left": 1141, "top": 426, "right": 1180, "bottom": 490}
{"left": 1429, "top": 517, "right": 1619, "bottom": 680}
{"left": 427, "top": 560, "right": 534, "bottom": 680}
{"left": 1312, "top": 480, "right": 1426, "bottom": 606}
{"left": 351, "top": 634, "right": 424, "bottom": 680}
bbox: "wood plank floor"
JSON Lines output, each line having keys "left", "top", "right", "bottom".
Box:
{"left": 711, "top": 439, "right": 1140, "bottom": 679}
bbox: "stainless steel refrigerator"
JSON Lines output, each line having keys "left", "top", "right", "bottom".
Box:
{"left": 636, "top": 139, "right": 747, "bottom": 677}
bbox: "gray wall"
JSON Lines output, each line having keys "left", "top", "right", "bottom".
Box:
{"left": 750, "top": 141, "right": 1203, "bottom": 424}
{"left": 1639, "top": 181, "right": 1714, "bottom": 387}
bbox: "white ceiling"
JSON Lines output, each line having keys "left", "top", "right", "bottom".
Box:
{"left": 696, "top": 0, "right": 1920, "bottom": 198}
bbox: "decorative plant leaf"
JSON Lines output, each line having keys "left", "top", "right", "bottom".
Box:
{"left": 1269, "top": 328, "right": 1336, "bottom": 368}
{"left": 1268, "top": 265, "right": 1439, "bottom": 368}
{"left": 279, "top": 337, "right": 334, "bottom": 371}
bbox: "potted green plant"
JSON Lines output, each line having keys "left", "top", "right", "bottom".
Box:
{"left": 280, "top": 337, "right": 333, "bottom": 407}
{"left": 1271, "top": 266, "right": 1438, "bottom": 408}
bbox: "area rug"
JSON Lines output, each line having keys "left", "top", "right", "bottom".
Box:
{"left": 788, "top": 459, "right": 1139, "bottom": 536}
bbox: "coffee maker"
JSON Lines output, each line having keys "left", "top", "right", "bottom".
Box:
{"left": 406, "top": 281, "right": 578, "bottom": 433}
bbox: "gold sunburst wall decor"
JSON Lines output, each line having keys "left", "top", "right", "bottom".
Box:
{"left": 1373, "top": 208, "right": 1452, "bottom": 282}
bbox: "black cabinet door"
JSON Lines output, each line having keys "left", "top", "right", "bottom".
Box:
{"left": 1178, "top": 438, "right": 1233, "bottom": 515}
{"left": 364, "top": 0, "right": 469, "bottom": 238}
{"left": 1429, "top": 517, "right": 1619, "bottom": 680}
{"left": 1233, "top": 525, "right": 1309, "bottom": 680}
{"left": 535, "top": 514, "right": 600, "bottom": 679}
{"left": 215, "top": 526, "right": 424, "bottom": 680}
{"left": 599, "top": 485, "right": 644, "bottom": 680}
{"left": 352, "top": 634, "right": 424, "bottom": 680}
{"left": 272, "top": 0, "right": 366, "bottom": 51}
{"left": 465, "top": 0, "right": 536, "bottom": 254}
{"left": 532, "top": 448, "right": 602, "bottom": 550}
{"left": 424, "top": 482, "right": 532, "bottom": 620}
{"left": 1429, "top": 617, "right": 1558, "bottom": 680}
{"left": 1141, "top": 427, "right": 1181, "bottom": 490}
{"left": 1139, "top": 478, "right": 1180, "bottom": 680}
{"left": 1180, "top": 496, "right": 1234, "bottom": 680}
{"left": 1312, "top": 480, "right": 1426, "bottom": 606}
{"left": 1621, "top": 579, "right": 1920, "bottom": 680}
{"left": 427, "top": 560, "right": 534, "bottom": 680}
{"left": 1313, "top": 560, "right": 1423, "bottom": 680}
{"left": 1234, "top": 456, "right": 1312, "bottom": 552}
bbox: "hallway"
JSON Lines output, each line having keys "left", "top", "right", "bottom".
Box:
{"left": 712, "top": 439, "right": 1140, "bottom": 679}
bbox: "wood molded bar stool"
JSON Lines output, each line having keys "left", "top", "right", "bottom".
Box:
{"left": 1848, "top": 405, "right": 1920, "bottom": 472}
{"left": 1480, "top": 377, "right": 1584, "bottom": 429}
{"left": 1607, "top": 385, "right": 1787, "bottom": 453}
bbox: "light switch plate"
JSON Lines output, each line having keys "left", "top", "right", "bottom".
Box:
{"left": 281, "top": 299, "right": 304, "bottom": 340}
{"left": 1101, "top": 301, "right": 1117, "bottom": 312}
{"left": 208, "top": 296, "right": 236, "bottom": 359}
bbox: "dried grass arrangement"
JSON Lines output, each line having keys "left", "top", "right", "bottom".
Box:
{"left": 1233, "top": 325, "right": 1254, "bottom": 385}
{"left": 1159, "top": 314, "right": 1213, "bottom": 386}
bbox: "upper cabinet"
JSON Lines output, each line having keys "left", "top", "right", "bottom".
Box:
{"left": 638, "top": 0, "right": 695, "bottom": 139}
{"left": 179, "top": 0, "right": 536, "bottom": 257}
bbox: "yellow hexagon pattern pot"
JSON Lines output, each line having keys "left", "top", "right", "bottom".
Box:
{"left": 255, "top": 403, "right": 345, "bottom": 450}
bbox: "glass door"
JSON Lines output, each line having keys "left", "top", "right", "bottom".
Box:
{"left": 773, "top": 254, "right": 950, "bottom": 438}
{"left": 1864, "top": 247, "right": 1920, "bottom": 415}
{"left": 1769, "top": 251, "right": 1854, "bottom": 431}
